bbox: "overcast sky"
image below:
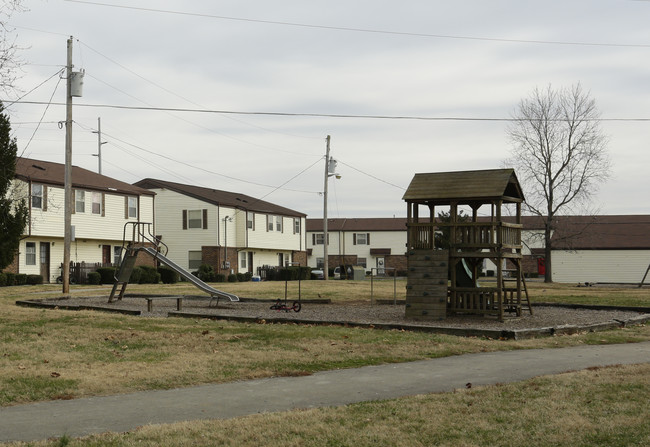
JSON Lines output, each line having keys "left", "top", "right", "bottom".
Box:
{"left": 5, "top": 0, "right": 650, "bottom": 218}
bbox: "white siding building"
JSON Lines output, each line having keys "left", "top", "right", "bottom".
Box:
{"left": 306, "top": 218, "right": 407, "bottom": 274}
{"left": 134, "top": 179, "right": 307, "bottom": 275}
{"left": 6, "top": 157, "right": 155, "bottom": 283}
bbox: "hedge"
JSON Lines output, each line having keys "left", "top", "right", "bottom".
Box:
{"left": 96, "top": 267, "right": 117, "bottom": 284}
{"left": 26, "top": 274, "right": 43, "bottom": 285}
{"left": 87, "top": 272, "right": 101, "bottom": 285}
{"left": 158, "top": 266, "right": 179, "bottom": 284}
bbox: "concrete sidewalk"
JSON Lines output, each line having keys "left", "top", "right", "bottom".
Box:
{"left": 2, "top": 341, "right": 649, "bottom": 443}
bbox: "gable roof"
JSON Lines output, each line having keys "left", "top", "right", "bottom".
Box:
{"left": 134, "top": 178, "right": 306, "bottom": 217}
{"left": 402, "top": 169, "right": 524, "bottom": 204}
{"left": 15, "top": 157, "right": 154, "bottom": 196}
{"left": 548, "top": 215, "right": 650, "bottom": 250}
{"left": 307, "top": 217, "right": 407, "bottom": 232}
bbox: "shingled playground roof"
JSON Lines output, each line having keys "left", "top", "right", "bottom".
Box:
{"left": 402, "top": 169, "right": 525, "bottom": 205}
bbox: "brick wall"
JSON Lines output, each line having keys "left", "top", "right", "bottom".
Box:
{"left": 3, "top": 253, "right": 19, "bottom": 274}
{"left": 292, "top": 250, "right": 308, "bottom": 267}
{"left": 385, "top": 254, "right": 407, "bottom": 274}
{"left": 202, "top": 246, "right": 238, "bottom": 275}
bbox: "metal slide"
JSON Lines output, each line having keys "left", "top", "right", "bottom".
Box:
{"left": 139, "top": 247, "right": 239, "bottom": 301}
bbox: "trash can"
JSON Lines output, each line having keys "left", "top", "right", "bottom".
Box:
{"left": 351, "top": 266, "right": 366, "bottom": 280}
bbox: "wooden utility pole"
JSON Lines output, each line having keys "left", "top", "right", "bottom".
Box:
{"left": 322, "top": 135, "right": 330, "bottom": 280}
{"left": 92, "top": 117, "right": 107, "bottom": 175}
{"left": 62, "top": 36, "right": 73, "bottom": 294}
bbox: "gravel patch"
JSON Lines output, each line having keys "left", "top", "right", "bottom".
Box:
{"left": 28, "top": 295, "right": 649, "bottom": 333}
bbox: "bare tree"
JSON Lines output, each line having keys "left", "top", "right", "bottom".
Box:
{"left": 506, "top": 83, "right": 611, "bottom": 282}
{"left": 0, "top": 0, "right": 25, "bottom": 93}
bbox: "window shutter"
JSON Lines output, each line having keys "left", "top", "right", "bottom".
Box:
{"left": 71, "top": 190, "right": 76, "bottom": 214}
{"left": 43, "top": 186, "right": 48, "bottom": 212}
{"left": 101, "top": 193, "right": 105, "bottom": 217}
{"left": 312, "top": 234, "right": 315, "bottom": 245}
{"left": 327, "top": 233, "right": 330, "bottom": 245}
{"left": 367, "top": 233, "right": 370, "bottom": 245}
{"left": 202, "top": 209, "right": 208, "bottom": 229}
{"left": 124, "top": 197, "right": 128, "bottom": 219}
{"left": 353, "top": 234, "right": 357, "bottom": 245}
{"left": 266, "top": 215, "right": 269, "bottom": 232}
{"left": 182, "top": 210, "right": 187, "bottom": 229}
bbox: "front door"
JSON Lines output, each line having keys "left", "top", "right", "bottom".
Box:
{"left": 102, "top": 245, "right": 111, "bottom": 265}
{"left": 278, "top": 253, "right": 284, "bottom": 267}
{"left": 39, "top": 242, "right": 50, "bottom": 282}
{"left": 376, "top": 257, "right": 385, "bottom": 276}
{"left": 248, "top": 252, "right": 254, "bottom": 273}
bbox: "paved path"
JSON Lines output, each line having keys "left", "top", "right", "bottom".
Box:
{"left": 2, "top": 341, "right": 649, "bottom": 443}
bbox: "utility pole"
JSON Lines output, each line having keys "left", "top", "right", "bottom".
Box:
{"left": 323, "top": 136, "right": 330, "bottom": 280}
{"left": 62, "top": 36, "right": 73, "bottom": 294}
{"left": 92, "top": 117, "right": 107, "bottom": 175}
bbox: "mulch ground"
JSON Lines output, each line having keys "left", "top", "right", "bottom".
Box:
{"left": 19, "top": 294, "right": 650, "bottom": 339}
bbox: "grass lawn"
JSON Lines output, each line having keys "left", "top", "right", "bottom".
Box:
{"left": 0, "top": 280, "right": 648, "bottom": 445}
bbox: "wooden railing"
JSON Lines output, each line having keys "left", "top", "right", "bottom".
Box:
{"left": 407, "top": 222, "right": 522, "bottom": 251}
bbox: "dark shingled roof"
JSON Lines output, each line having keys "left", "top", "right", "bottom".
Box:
{"left": 403, "top": 169, "right": 524, "bottom": 204}
{"left": 15, "top": 157, "right": 154, "bottom": 196}
{"left": 134, "top": 178, "right": 306, "bottom": 217}
{"left": 307, "top": 217, "right": 407, "bottom": 232}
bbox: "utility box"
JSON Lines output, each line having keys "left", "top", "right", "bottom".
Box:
{"left": 351, "top": 266, "right": 366, "bottom": 280}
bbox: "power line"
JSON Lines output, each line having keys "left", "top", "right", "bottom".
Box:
{"left": 337, "top": 159, "right": 406, "bottom": 191}
{"left": 64, "top": 0, "right": 650, "bottom": 49}
{"left": 8, "top": 100, "right": 650, "bottom": 122}
{"left": 73, "top": 120, "right": 320, "bottom": 194}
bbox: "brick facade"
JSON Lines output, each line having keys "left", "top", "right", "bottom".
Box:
{"left": 201, "top": 246, "right": 238, "bottom": 275}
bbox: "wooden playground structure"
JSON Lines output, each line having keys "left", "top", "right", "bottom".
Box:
{"left": 403, "top": 169, "right": 532, "bottom": 321}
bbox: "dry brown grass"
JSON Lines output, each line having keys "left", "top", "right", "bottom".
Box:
{"left": 11, "top": 363, "right": 650, "bottom": 447}
{"left": 1, "top": 282, "right": 649, "bottom": 408}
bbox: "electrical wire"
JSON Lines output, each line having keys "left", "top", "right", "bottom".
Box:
{"left": 337, "top": 159, "right": 406, "bottom": 191}
{"left": 64, "top": 0, "right": 650, "bottom": 49}
{"left": 9, "top": 100, "right": 650, "bottom": 122}
{"left": 19, "top": 71, "right": 64, "bottom": 155}
{"left": 3, "top": 68, "right": 65, "bottom": 108}
{"left": 73, "top": 120, "right": 321, "bottom": 194}
{"left": 78, "top": 39, "right": 322, "bottom": 143}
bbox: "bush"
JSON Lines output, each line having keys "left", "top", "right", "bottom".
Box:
{"left": 197, "top": 264, "right": 215, "bottom": 282}
{"left": 26, "top": 274, "right": 43, "bottom": 285}
{"left": 4, "top": 273, "right": 15, "bottom": 286}
{"left": 0, "top": 272, "right": 6, "bottom": 287}
{"left": 214, "top": 274, "right": 226, "bottom": 283}
{"left": 158, "top": 266, "right": 179, "bottom": 284}
{"left": 128, "top": 267, "right": 142, "bottom": 284}
{"left": 87, "top": 272, "right": 101, "bottom": 285}
{"left": 15, "top": 274, "right": 27, "bottom": 285}
{"left": 227, "top": 274, "right": 238, "bottom": 282}
{"left": 96, "top": 267, "right": 117, "bottom": 284}
{"left": 138, "top": 265, "right": 160, "bottom": 284}
{"left": 237, "top": 272, "right": 252, "bottom": 282}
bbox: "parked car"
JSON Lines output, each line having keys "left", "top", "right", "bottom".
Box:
{"left": 311, "top": 268, "right": 325, "bottom": 279}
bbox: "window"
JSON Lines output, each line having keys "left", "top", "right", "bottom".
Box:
{"left": 267, "top": 215, "right": 274, "bottom": 231}
{"left": 25, "top": 242, "right": 36, "bottom": 265}
{"left": 354, "top": 233, "right": 370, "bottom": 245}
{"left": 31, "top": 184, "right": 43, "bottom": 209}
{"left": 75, "top": 190, "right": 85, "bottom": 213}
{"left": 182, "top": 209, "right": 207, "bottom": 230}
{"left": 276, "top": 216, "right": 282, "bottom": 232}
{"left": 313, "top": 233, "right": 328, "bottom": 245}
{"left": 188, "top": 251, "right": 202, "bottom": 270}
{"left": 316, "top": 257, "right": 324, "bottom": 268}
{"left": 358, "top": 258, "right": 367, "bottom": 268}
{"left": 92, "top": 192, "right": 102, "bottom": 215}
{"left": 188, "top": 210, "right": 202, "bottom": 229}
{"left": 127, "top": 197, "right": 138, "bottom": 218}
{"left": 113, "top": 246, "right": 122, "bottom": 265}
{"left": 294, "top": 218, "right": 301, "bottom": 234}
{"left": 240, "top": 252, "right": 247, "bottom": 269}
{"left": 247, "top": 212, "right": 254, "bottom": 230}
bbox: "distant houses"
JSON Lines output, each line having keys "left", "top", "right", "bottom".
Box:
{"left": 6, "top": 157, "right": 154, "bottom": 283}
{"left": 133, "top": 178, "right": 307, "bottom": 276}
{"left": 4, "top": 157, "right": 649, "bottom": 285}
{"left": 306, "top": 215, "right": 650, "bottom": 284}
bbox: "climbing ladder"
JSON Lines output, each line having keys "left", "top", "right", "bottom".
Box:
{"left": 502, "top": 259, "right": 533, "bottom": 316}
{"left": 108, "top": 222, "right": 239, "bottom": 303}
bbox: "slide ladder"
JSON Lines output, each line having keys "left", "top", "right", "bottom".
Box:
{"left": 108, "top": 222, "right": 239, "bottom": 303}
